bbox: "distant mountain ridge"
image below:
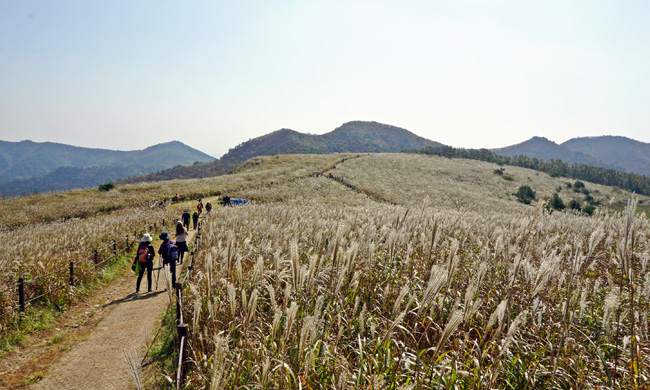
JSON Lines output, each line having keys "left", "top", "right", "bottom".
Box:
{"left": 493, "top": 135, "right": 650, "bottom": 176}
{"left": 0, "top": 140, "right": 214, "bottom": 196}
{"left": 118, "top": 121, "right": 442, "bottom": 184}
{"left": 561, "top": 136, "right": 650, "bottom": 176}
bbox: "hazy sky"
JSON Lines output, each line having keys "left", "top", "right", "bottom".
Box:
{"left": 1, "top": 1, "right": 649, "bottom": 158}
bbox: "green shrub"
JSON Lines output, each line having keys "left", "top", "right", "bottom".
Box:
{"left": 547, "top": 193, "right": 565, "bottom": 211}
{"left": 515, "top": 185, "right": 536, "bottom": 204}
{"left": 568, "top": 199, "right": 582, "bottom": 211}
{"left": 502, "top": 174, "right": 515, "bottom": 181}
{"left": 98, "top": 182, "right": 116, "bottom": 192}
{"left": 583, "top": 204, "right": 596, "bottom": 216}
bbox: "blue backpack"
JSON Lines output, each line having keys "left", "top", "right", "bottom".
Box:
{"left": 163, "top": 241, "right": 179, "bottom": 263}
{"left": 168, "top": 242, "right": 179, "bottom": 262}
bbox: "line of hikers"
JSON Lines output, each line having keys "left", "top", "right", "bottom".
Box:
{"left": 133, "top": 195, "right": 248, "bottom": 294}
{"left": 131, "top": 220, "right": 190, "bottom": 294}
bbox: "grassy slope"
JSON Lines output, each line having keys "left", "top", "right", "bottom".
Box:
{"left": 178, "top": 154, "right": 649, "bottom": 388}
{"left": 0, "top": 154, "right": 352, "bottom": 230}
{"left": 329, "top": 153, "right": 649, "bottom": 214}
{"left": 3, "top": 152, "right": 649, "bottom": 388}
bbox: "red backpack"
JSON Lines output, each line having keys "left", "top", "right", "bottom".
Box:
{"left": 137, "top": 246, "right": 150, "bottom": 263}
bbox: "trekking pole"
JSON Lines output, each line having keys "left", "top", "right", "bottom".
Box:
{"left": 155, "top": 255, "right": 163, "bottom": 290}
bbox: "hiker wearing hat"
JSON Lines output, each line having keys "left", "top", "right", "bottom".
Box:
{"left": 175, "top": 221, "right": 189, "bottom": 264}
{"left": 158, "top": 231, "right": 179, "bottom": 287}
{"left": 133, "top": 233, "right": 156, "bottom": 293}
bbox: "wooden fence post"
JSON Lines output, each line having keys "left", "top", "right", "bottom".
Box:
{"left": 177, "top": 323, "right": 189, "bottom": 384}
{"left": 125, "top": 235, "right": 129, "bottom": 251}
{"left": 113, "top": 241, "right": 117, "bottom": 257}
{"left": 18, "top": 277, "right": 25, "bottom": 312}
{"left": 94, "top": 249, "right": 98, "bottom": 265}
{"left": 176, "top": 282, "right": 182, "bottom": 325}
{"left": 178, "top": 323, "right": 188, "bottom": 342}
{"left": 69, "top": 261, "right": 74, "bottom": 286}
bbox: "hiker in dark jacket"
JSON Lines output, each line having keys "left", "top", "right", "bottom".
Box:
{"left": 192, "top": 211, "right": 199, "bottom": 230}
{"left": 205, "top": 201, "right": 212, "bottom": 213}
{"left": 158, "top": 231, "right": 177, "bottom": 287}
{"left": 133, "top": 233, "right": 155, "bottom": 293}
{"left": 181, "top": 209, "right": 191, "bottom": 230}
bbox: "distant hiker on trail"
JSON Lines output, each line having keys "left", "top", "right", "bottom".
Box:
{"left": 182, "top": 209, "right": 191, "bottom": 230}
{"left": 173, "top": 194, "right": 179, "bottom": 203}
{"left": 197, "top": 201, "right": 203, "bottom": 215}
{"left": 132, "top": 233, "right": 155, "bottom": 294}
{"left": 205, "top": 201, "right": 212, "bottom": 213}
{"left": 222, "top": 196, "right": 231, "bottom": 207}
{"left": 192, "top": 211, "right": 199, "bottom": 230}
{"left": 158, "top": 232, "right": 179, "bottom": 288}
{"left": 175, "top": 221, "right": 189, "bottom": 264}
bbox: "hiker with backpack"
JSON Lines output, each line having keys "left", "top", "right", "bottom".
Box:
{"left": 205, "top": 201, "right": 212, "bottom": 213}
{"left": 158, "top": 231, "right": 179, "bottom": 288}
{"left": 175, "top": 221, "right": 189, "bottom": 264}
{"left": 192, "top": 211, "right": 199, "bottom": 230}
{"left": 182, "top": 209, "right": 191, "bottom": 230}
{"left": 132, "top": 233, "right": 155, "bottom": 294}
{"left": 197, "top": 201, "right": 203, "bottom": 216}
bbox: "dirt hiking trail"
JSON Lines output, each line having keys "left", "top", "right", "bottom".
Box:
{"left": 0, "top": 201, "right": 210, "bottom": 390}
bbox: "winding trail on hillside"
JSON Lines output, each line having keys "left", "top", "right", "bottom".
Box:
{"left": 26, "top": 221, "right": 199, "bottom": 390}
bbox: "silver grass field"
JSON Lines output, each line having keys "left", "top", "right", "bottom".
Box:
{"left": 1, "top": 153, "right": 649, "bottom": 389}
{"left": 180, "top": 155, "right": 648, "bottom": 389}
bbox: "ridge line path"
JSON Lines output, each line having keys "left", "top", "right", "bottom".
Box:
{"left": 0, "top": 201, "right": 211, "bottom": 390}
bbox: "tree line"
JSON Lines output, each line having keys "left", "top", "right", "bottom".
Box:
{"left": 408, "top": 146, "right": 650, "bottom": 196}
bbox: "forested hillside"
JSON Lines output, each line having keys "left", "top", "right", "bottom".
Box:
{"left": 414, "top": 145, "right": 650, "bottom": 196}
{"left": 118, "top": 121, "right": 441, "bottom": 184}
{"left": 0, "top": 140, "right": 214, "bottom": 196}
{"left": 494, "top": 135, "right": 650, "bottom": 176}
{"left": 562, "top": 135, "right": 650, "bottom": 176}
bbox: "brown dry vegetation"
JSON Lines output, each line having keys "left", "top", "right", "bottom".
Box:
{"left": 172, "top": 154, "right": 649, "bottom": 389}
{"left": 188, "top": 197, "right": 649, "bottom": 388}
{"left": 0, "top": 154, "right": 353, "bottom": 342}
{"left": 1, "top": 153, "right": 649, "bottom": 389}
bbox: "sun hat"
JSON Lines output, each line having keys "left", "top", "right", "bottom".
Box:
{"left": 141, "top": 233, "right": 152, "bottom": 243}
{"left": 177, "top": 220, "right": 183, "bottom": 225}
{"left": 159, "top": 231, "right": 170, "bottom": 240}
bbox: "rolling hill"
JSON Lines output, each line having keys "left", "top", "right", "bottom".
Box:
{"left": 0, "top": 140, "right": 214, "bottom": 196}
{"left": 117, "top": 121, "right": 443, "bottom": 184}
{"left": 493, "top": 135, "right": 650, "bottom": 176}
{"left": 561, "top": 136, "right": 650, "bottom": 176}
